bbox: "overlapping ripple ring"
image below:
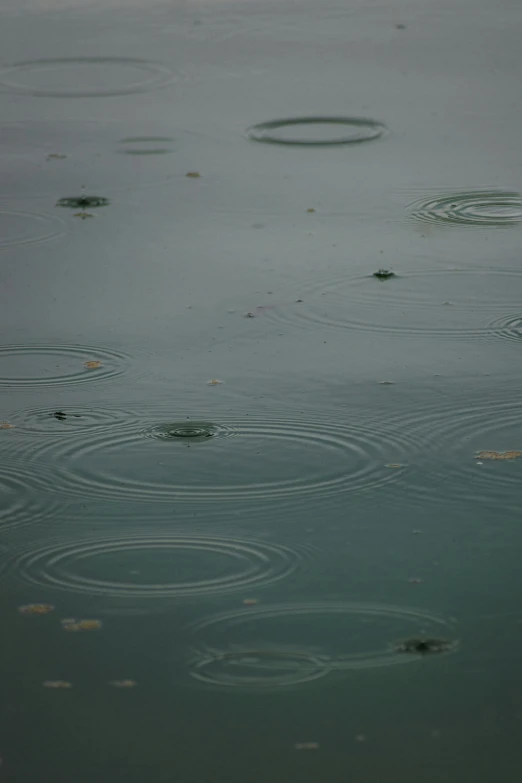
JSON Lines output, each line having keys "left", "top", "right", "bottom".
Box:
{"left": 20, "top": 411, "right": 418, "bottom": 504}
{"left": 9, "top": 405, "right": 137, "bottom": 435}
{"left": 0, "top": 463, "right": 60, "bottom": 532}
{"left": 186, "top": 602, "right": 455, "bottom": 689}
{"left": 6, "top": 533, "right": 308, "bottom": 601}
{"left": 488, "top": 313, "right": 522, "bottom": 342}
{"left": 0, "top": 58, "right": 176, "bottom": 98}
{"left": 255, "top": 268, "right": 522, "bottom": 340}
{"left": 246, "top": 116, "right": 387, "bottom": 146}
{"left": 409, "top": 191, "right": 522, "bottom": 226}
{"left": 0, "top": 208, "right": 66, "bottom": 247}
{"left": 0, "top": 344, "right": 129, "bottom": 387}
{"left": 395, "top": 397, "right": 522, "bottom": 498}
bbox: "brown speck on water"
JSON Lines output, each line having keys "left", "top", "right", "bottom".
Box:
{"left": 62, "top": 619, "right": 102, "bottom": 631}
{"left": 186, "top": 171, "right": 201, "bottom": 178}
{"left": 0, "top": 422, "right": 15, "bottom": 429}
{"left": 42, "top": 680, "right": 72, "bottom": 688}
{"left": 306, "top": 208, "right": 316, "bottom": 213}
{"left": 84, "top": 361, "right": 102, "bottom": 369}
{"left": 242, "top": 598, "right": 258, "bottom": 606}
{"left": 207, "top": 379, "right": 223, "bottom": 385}
{"left": 476, "top": 450, "right": 522, "bottom": 461}
{"left": 386, "top": 463, "right": 405, "bottom": 469}
{"left": 110, "top": 680, "right": 137, "bottom": 688}
{"left": 379, "top": 380, "right": 395, "bottom": 385}
{"left": 74, "top": 212, "right": 94, "bottom": 219}
{"left": 18, "top": 603, "right": 55, "bottom": 615}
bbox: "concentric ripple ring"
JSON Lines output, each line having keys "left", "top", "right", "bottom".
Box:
{"left": 0, "top": 344, "right": 129, "bottom": 387}
{"left": 6, "top": 534, "right": 307, "bottom": 601}
{"left": 409, "top": 191, "right": 522, "bottom": 226}
{"left": 0, "top": 58, "right": 176, "bottom": 97}
{"left": 246, "top": 116, "right": 387, "bottom": 146}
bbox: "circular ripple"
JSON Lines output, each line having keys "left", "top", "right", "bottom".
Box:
{"left": 409, "top": 191, "right": 522, "bottom": 227}
{"left": 0, "top": 344, "right": 129, "bottom": 388}
{"left": 117, "top": 137, "right": 176, "bottom": 155}
{"left": 246, "top": 116, "right": 387, "bottom": 146}
{"left": 22, "top": 410, "right": 418, "bottom": 504}
{"left": 254, "top": 268, "right": 522, "bottom": 339}
{"left": 8, "top": 406, "right": 136, "bottom": 435}
{"left": 0, "top": 58, "right": 175, "bottom": 97}
{"left": 0, "top": 208, "right": 66, "bottom": 248}
{"left": 186, "top": 602, "right": 455, "bottom": 689}
{"left": 7, "top": 534, "right": 307, "bottom": 604}
{"left": 145, "top": 421, "right": 233, "bottom": 441}
{"left": 400, "top": 398, "right": 522, "bottom": 503}
{"left": 0, "top": 463, "right": 59, "bottom": 533}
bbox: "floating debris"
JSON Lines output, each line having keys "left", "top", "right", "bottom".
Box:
{"left": 475, "top": 450, "right": 522, "bottom": 461}
{"left": 18, "top": 603, "right": 54, "bottom": 615}
{"left": 74, "top": 212, "right": 94, "bottom": 220}
{"left": 244, "top": 312, "right": 255, "bottom": 318}
{"left": 0, "top": 422, "right": 15, "bottom": 429}
{"left": 84, "top": 360, "right": 102, "bottom": 370}
{"left": 42, "top": 680, "right": 72, "bottom": 688}
{"left": 56, "top": 196, "right": 110, "bottom": 209}
{"left": 294, "top": 742, "right": 319, "bottom": 750}
{"left": 395, "top": 636, "right": 455, "bottom": 655}
{"left": 373, "top": 269, "right": 396, "bottom": 280}
{"left": 62, "top": 618, "right": 102, "bottom": 631}
{"left": 306, "top": 208, "right": 316, "bottom": 213}
{"left": 47, "top": 153, "right": 67, "bottom": 160}
{"left": 109, "top": 680, "right": 138, "bottom": 688}
{"left": 242, "top": 598, "right": 258, "bottom": 606}
{"left": 379, "top": 381, "right": 395, "bottom": 385}
{"left": 53, "top": 411, "right": 67, "bottom": 421}
{"left": 386, "top": 463, "right": 405, "bottom": 469}
{"left": 207, "top": 379, "right": 223, "bottom": 385}
{"left": 185, "top": 171, "right": 201, "bottom": 178}
{"left": 408, "top": 578, "right": 422, "bottom": 584}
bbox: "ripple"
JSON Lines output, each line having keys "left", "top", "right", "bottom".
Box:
{"left": 0, "top": 344, "right": 129, "bottom": 388}
{"left": 403, "top": 398, "right": 522, "bottom": 502}
{"left": 21, "top": 410, "right": 419, "bottom": 504}
{"left": 254, "top": 268, "right": 522, "bottom": 339}
{"left": 145, "top": 421, "right": 234, "bottom": 441}
{"left": 409, "top": 191, "right": 522, "bottom": 227}
{"left": 246, "top": 116, "right": 387, "bottom": 146}
{"left": 6, "top": 534, "right": 309, "bottom": 608}
{"left": 488, "top": 313, "right": 522, "bottom": 342}
{"left": 0, "top": 463, "right": 59, "bottom": 533}
{"left": 117, "top": 137, "right": 176, "bottom": 155}
{"left": 8, "top": 406, "right": 136, "bottom": 435}
{"left": 186, "top": 602, "right": 455, "bottom": 689}
{"left": 0, "top": 58, "right": 176, "bottom": 97}
{"left": 0, "top": 208, "right": 66, "bottom": 248}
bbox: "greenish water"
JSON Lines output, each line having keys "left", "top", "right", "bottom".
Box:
{"left": 1, "top": 0, "right": 522, "bottom": 780}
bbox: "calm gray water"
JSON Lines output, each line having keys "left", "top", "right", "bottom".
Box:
{"left": 1, "top": 0, "right": 522, "bottom": 780}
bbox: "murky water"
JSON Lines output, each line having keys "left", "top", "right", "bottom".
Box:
{"left": 1, "top": 0, "right": 522, "bottom": 780}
